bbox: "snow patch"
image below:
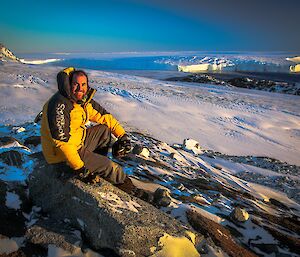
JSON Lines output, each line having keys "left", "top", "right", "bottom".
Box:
{"left": 98, "top": 191, "right": 141, "bottom": 213}
{"left": 5, "top": 191, "right": 21, "bottom": 210}
{"left": 76, "top": 218, "right": 85, "bottom": 230}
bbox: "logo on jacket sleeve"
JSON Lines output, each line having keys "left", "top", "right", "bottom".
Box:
{"left": 56, "top": 103, "right": 67, "bottom": 141}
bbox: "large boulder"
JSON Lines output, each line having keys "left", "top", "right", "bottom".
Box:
{"left": 29, "top": 158, "right": 202, "bottom": 257}
{"left": 230, "top": 207, "right": 249, "bottom": 222}
{"left": 183, "top": 139, "right": 203, "bottom": 155}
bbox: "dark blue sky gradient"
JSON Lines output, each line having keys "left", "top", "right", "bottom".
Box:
{"left": 0, "top": 0, "right": 299, "bottom": 53}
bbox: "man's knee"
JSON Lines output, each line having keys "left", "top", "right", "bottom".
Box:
{"left": 95, "top": 124, "right": 110, "bottom": 136}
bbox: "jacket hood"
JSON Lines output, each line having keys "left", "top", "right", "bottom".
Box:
{"left": 56, "top": 68, "right": 96, "bottom": 104}
{"left": 57, "top": 69, "right": 75, "bottom": 101}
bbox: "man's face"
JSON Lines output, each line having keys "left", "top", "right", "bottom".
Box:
{"left": 71, "top": 74, "right": 88, "bottom": 101}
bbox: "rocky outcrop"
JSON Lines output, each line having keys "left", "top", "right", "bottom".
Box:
{"left": 0, "top": 43, "right": 21, "bottom": 63}
{"left": 166, "top": 74, "right": 300, "bottom": 95}
{"left": 0, "top": 179, "right": 98, "bottom": 256}
{"left": 166, "top": 74, "right": 225, "bottom": 85}
{"left": 187, "top": 209, "right": 257, "bottom": 257}
{"left": 227, "top": 77, "right": 300, "bottom": 95}
{"left": 29, "top": 157, "right": 202, "bottom": 257}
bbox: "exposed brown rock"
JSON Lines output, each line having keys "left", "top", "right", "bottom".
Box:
{"left": 187, "top": 209, "right": 257, "bottom": 257}
{"left": 251, "top": 211, "right": 300, "bottom": 234}
{"left": 252, "top": 218, "right": 300, "bottom": 254}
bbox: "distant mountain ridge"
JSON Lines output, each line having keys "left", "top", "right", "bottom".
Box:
{"left": 0, "top": 43, "right": 21, "bottom": 62}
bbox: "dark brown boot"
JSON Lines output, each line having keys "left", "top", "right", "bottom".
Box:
{"left": 115, "top": 176, "right": 136, "bottom": 195}
{"left": 116, "top": 176, "right": 154, "bottom": 204}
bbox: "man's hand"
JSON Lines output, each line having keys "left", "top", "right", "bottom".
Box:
{"left": 76, "top": 166, "right": 91, "bottom": 179}
{"left": 112, "top": 134, "right": 132, "bottom": 158}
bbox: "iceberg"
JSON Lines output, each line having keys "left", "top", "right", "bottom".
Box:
{"left": 20, "top": 58, "right": 61, "bottom": 64}
{"left": 178, "top": 63, "right": 228, "bottom": 72}
{"left": 176, "top": 56, "right": 235, "bottom": 73}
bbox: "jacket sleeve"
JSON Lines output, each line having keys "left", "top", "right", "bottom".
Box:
{"left": 87, "top": 99, "right": 125, "bottom": 138}
{"left": 53, "top": 140, "right": 84, "bottom": 170}
{"left": 47, "top": 99, "right": 84, "bottom": 170}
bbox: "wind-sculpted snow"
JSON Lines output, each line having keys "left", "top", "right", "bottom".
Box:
{"left": 95, "top": 84, "right": 151, "bottom": 103}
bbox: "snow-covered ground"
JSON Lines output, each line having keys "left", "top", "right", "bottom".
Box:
{"left": 0, "top": 63, "right": 299, "bottom": 166}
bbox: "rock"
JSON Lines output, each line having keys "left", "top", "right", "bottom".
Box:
{"left": 177, "top": 183, "right": 185, "bottom": 191}
{"left": 0, "top": 181, "right": 92, "bottom": 257}
{"left": 29, "top": 158, "right": 202, "bottom": 257}
{"left": 212, "top": 164, "right": 223, "bottom": 170}
{"left": 149, "top": 233, "right": 200, "bottom": 257}
{"left": 132, "top": 144, "right": 150, "bottom": 158}
{"left": 0, "top": 181, "right": 27, "bottom": 238}
{"left": 154, "top": 188, "right": 172, "bottom": 207}
{"left": 183, "top": 139, "right": 203, "bottom": 155}
{"left": 25, "top": 219, "right": 82, "bottom": 253}
{"left": 0, "top": 150, "right": 23, "bottom": 167}
{"left": 13, "top": 127, "right": 26, "bottom": 133}
{"left": 226, "top": 77, "right": 299, "bottom": 95}
{"left": 290, "top": 64, "right": 300, "bottom": 73}
{"left": 140, "top": 147, "right": 150, "bottom": 158}
{"left": 24, "top": 136, "right": 41, "bottom": 147}
{"left": 187, "top": 209, "right": 257, "bottom": 257}
{"left": 0, "top": 136, "right": 22, "bottom": 148}
{"left": 192, "top": 195, "right": 211, "bottom": 206}
{"left": 132, "top": 144, "right": 143, "bottom": 154}
{"left": 250, "top": 243, "right": 278, "bottom": 254}
{"left": 0, "top": 43, "right": 22, "bottom": 62}
{"left": 231, "top": 207, "right": 249, "bottom": 222}
{"left": 251, "top": 215, "right": 300, "bottom": 255}
{"left": 170, "top": 153, "right": 186, "bottom": 163}
{"left": 269, "top": 198, "right": 289, "bottom": 210}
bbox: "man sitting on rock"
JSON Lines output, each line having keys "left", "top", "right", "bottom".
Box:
{"left": 40, "top": 67, "right": 134, "bottom": 189}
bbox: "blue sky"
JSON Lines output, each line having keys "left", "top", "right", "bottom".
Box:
{"left": 0, "top": 0, "right": 299, "bottom": 53}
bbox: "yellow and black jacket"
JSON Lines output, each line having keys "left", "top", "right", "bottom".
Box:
{"left": 41, "top": 68, "right": 125, "bottom": 170}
